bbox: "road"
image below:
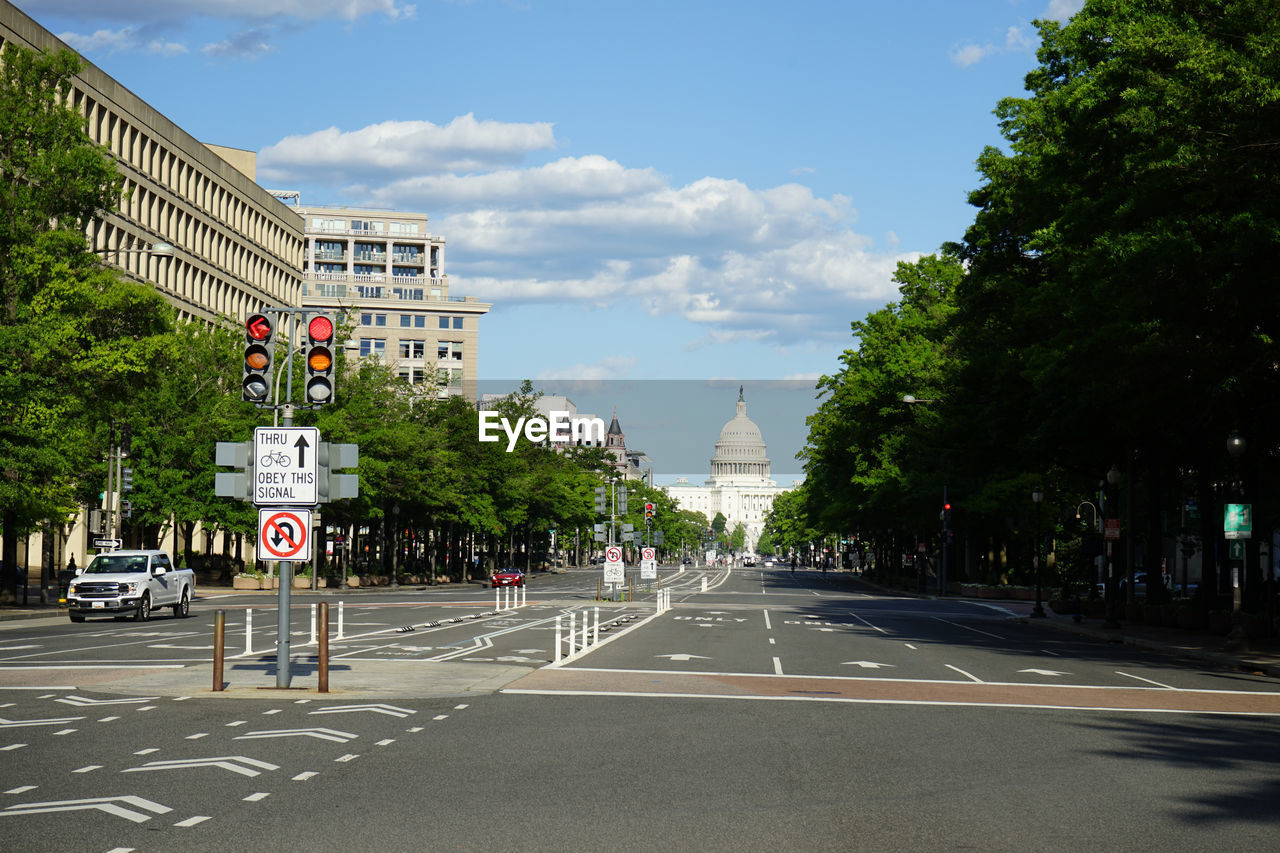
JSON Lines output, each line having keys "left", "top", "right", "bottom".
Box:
{"left": 2, "top": 566, "right": 1278, "bottom": 851}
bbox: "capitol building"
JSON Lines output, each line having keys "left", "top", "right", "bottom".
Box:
{"left": 664, "top": 387, "right": 796, "bottom": 554}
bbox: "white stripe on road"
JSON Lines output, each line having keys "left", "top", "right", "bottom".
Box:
{"left": 1117, "top": 671, "right": 1177, "bottom": 689}
{"left": 945, "top": 665, "right": 984, "bottom": 683}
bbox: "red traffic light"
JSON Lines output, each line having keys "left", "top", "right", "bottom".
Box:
{"left": 307, "top": 314, "right": 334, "bottom": 343}
{"left": 943, "top": 503, "right": 951, "bottom": 511}
{"left": 246, "top": 313, "right": 273, "bottom": 341}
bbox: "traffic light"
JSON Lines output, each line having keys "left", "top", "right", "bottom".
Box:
{"left": 243, "top": 313, "right": 274, "bottom": 403}
{"left": 942, "top": 502, "right": 952, "bottom": 526}
{"left": 120, "top": 499, "right": 133, "bottom": 519}
{"left": 618, "top": 486, "right": 628, "bottom": 515}
{"left": 594, "top": 485, "right": 607, "bottom": 514}
{"left": 121, "top": 468, "right": 134, "bottom": 492}
{"left": 644, "top": 502, "right": 655, "bottom": 522}
{"left": 304, "top": 314, "right": 336, "bottom": 405}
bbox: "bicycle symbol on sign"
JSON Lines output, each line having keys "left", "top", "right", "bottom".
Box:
{"left": 259, "top": 450, "right": 291, "bottom": 468}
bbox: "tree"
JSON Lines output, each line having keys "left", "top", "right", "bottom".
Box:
{"left": 0, "top": 44, "right": 163, "bottom": 596}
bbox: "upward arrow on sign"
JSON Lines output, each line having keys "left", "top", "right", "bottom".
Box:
{"left": 295, "top": 433, "right": 310, "bottom": 466}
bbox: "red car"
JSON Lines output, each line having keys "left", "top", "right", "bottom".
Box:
{"left": 491, "top": 568, "right": 525, "bottom": 587}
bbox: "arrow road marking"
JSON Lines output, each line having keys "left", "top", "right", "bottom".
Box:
{"left": 1018, "top": 669, "right": 1070, "bottom": 677}
{"left": 309, "top": 704, "right": 416, "bottom": 718}
{"left": 57, "top": 695, "right": 157, "bottom": 707}
{"left": 124, "top": 756, "right": 280, "bottom": 777}
{"left": 0, "top": 714, "right": 85, "bottom": 728}
{"left": 655, "top": 654, "right": 711, "bottom": 662}
{"left": 235, "top": 728, "right": 358, "bottom": 744}
{"left": 841, "top": 661, "right": 896, "bottom": 669}
{"left": 1, "top": 795, "right": 171, "bottom": 823}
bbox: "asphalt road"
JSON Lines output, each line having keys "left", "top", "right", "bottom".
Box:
{"left": 2, "top": 566, "right": 1279, "bottom": 851}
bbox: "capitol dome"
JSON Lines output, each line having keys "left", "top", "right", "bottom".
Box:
{"left": 710, "top": 387, "right": 771, "bottom": 483}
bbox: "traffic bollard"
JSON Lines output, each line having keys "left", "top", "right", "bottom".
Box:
{"left": 554, "top": 615, "right": 562, "bottom": 662}
{"left": 213, "top": 609, "right": 225, "bottom": 692}
{"left": 244, "top": 607, "right": 253, "bottom": 656}
{"left": 318, "top": 602, "right": 329, "bottom": 693}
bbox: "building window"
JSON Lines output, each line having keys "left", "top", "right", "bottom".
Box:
{"left": 360, "top": 313, "right": 386, "bottom": 326}
{"left": 359, "top": 338, "right": 386, "bottom": 357}
{"left": 453, "top": 317, "right": 463, "bottom": 330}
{"left": 311, "top": 217, "right": 344, "bottom": 232}
{"left": 390, "top": 221, "right": 419, "bottom": 235}
{"left": 400, "top": 340, "right": 425, "bottom": 359}
{"left": 351, "top": 219, "right": 384, "bottom": 234}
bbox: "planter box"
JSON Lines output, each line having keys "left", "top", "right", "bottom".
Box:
{"left": 346, "top": 575, "right": 361, "bottom": 588}
{"left": 233, "top": 576, "right": 261, "bottom": 590}
{"left": 293, "top": 576, "right": 312, "bottom": 588}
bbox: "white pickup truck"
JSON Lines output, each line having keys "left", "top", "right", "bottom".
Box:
{"left": 66, "top": 549, "right": 195, "bottom": 623}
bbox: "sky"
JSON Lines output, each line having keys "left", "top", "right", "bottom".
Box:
{"left": 16, "top": 0, "right": 1085, "bottom": 389}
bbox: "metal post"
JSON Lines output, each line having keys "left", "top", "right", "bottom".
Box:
{"left": 277, "top": 559, "right": 292, "bottom": 687}
{"left": 213, "top": 609, "right": 226, "bottom": 692}
{"left": 318, "top": 602, "right": 329, "bottom": 693}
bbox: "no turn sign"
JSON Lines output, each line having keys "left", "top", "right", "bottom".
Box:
{"left": 604, "top": 545, "right": 624, "bottom": 584}
{"left": 258, "top": 508, "right": 312, "bottom": 562}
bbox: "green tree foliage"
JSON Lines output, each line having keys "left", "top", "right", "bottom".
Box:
{"left": 0, "top": 45, "right": 171, "bottom": 590}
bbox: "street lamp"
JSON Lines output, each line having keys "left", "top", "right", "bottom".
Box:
{"left": 1225, "top": 431, "right": 1246, "bottom": 649}
{"left": 1104, "top": 465, "right": 1122, "bottom": 628}
{"left": 1031, "top": 486, "right": 1045, "bottom": 617}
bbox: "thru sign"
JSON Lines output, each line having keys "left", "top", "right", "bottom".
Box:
{"left": 253, "top": 427, "right": 319, "bottom": 506}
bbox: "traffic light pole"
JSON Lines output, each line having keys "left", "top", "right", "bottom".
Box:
{"left": 276, "top": 403, "right": 295, "bottom": 689}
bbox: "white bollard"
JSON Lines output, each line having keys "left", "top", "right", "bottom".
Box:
{"left": 495, "top": 586, "right": 501, "bottom": 611}
{"left": 581, "top": 616, "right": 588, "bottom": 651}
{"left": 593, "top": 607, "right": 600, "bottom": 645}
{"left": 569, "top": 611, "right": 577, "bottom": 656}
{"left": 554, "top": 615, "right": 562, "bottom": 662}
{"left": 244, "top": 608, "right": 253, "bottom": 656}
{"left": 701, "top": 577, "right": 707, "bottom": 592}
{"left": 337, "top": 600, "right": 345, "bottom": 640}
{"left": 521, "top": 584, "right": 527, "bottom": 607}
{"left": 310, "top": 603, "right": 317, "bottom": 645}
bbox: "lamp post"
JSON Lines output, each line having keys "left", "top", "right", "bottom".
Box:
{"left": 1031, "top": 486, "right": 1045, "bottom": 617}
{"left": 1225, "top": 432, "right": 1246, "bottom": 649}
{"left": 1104, "top": 464, "right": 1122, "bottom": 628}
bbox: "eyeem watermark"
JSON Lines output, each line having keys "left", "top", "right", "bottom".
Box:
{"left": 478, "top": 410, "right": 606, "bottom": 452}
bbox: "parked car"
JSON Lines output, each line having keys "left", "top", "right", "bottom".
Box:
{"left": 491, "top": 568, "right": 525, "bottom": 588}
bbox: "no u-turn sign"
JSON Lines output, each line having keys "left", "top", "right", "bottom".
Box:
{"left": 258, "top": 508, "right": 312, "bottom": 562}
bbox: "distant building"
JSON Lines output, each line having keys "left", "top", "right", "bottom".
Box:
{"left": 663, "top": 387, "right": 795, "bottom": 553}
{"left": 294, "top": 203, "right": 491, "bottom": 400}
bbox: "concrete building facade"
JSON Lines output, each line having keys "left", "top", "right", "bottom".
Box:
{"left": 294, "top": 203, "right": 490, "bottom": 400}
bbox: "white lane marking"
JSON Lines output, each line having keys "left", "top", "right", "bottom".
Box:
{"left": 5, "top": 786, "right": 37, "bottom": 794}
{"left": 72, "top": 766, "right": 101, "bottom": 774}
{"left": 408, "top": 726, "right": 424, "bottom": 732}
{"left": 842, "top": 661, "right": 895, "bottom": 669}
{"left": 763, "top": 610, "right": 772, "bottom": 630}
{"left": 226, "top": 720, "right": 247, "bottom": 727}
{"left": 945, "top": 665, "right": 984, "bottom": 683}
{"left": 501, "top": 688, "right": 1280, "bottom": 716}
{"left": 1117, "top": 671, "right": 1177, "bottom": 689}
{"left": 292, "top": 771, "right": 318, "bottom": 781}
{"left": 0, "top": 744, "right": 27, "bottom": 751}
{"left": 335, "top": 754, "right": 359, "bottom": 763}
{"left": 454, "top": 704, "right": 469, "bottom": 710}
{"left": 133, "top": 748, "right": 158, "bottom": 755}
{"left": 769, "top": 638, "right": 776, "bottom": 645}
{"left": 263, "top": 709, "right": 282, "bottom": 715}
{"left": 433, "top": 715, "right": 448, "bottom": 721}
{"left": 185, "top": 733, "right": 208, "bottom": 740}
{"left": 53, "top": 728, "right": 77, "bottom": 735}
{"left": 244, "top": 793, "right": 270, "bottom": 802}
{"left": 905, "top": 644, "right": 917, "bottom": 650}
{"left": 1019, "top": 669, "right": 1069, "bottom": 677}
{"left": 174, "top": 815, "right": 211, "bottom": 827}
{"left": 932, "top": 617, "right": 1004, "bottom": 640}
{"left": 850, "top": 613, "right": 887, "bottom": 634}
{"left": 773, "top": 657, "right": 784, "bottom": 675}
{"left": 235, "top": 728, "right": 357, "bottom": 744}
{"left": 99, "top": 716, "right": 120, "bottom": 723}
{"left": 376, "top": 739, "right": 395, "bottom": 747}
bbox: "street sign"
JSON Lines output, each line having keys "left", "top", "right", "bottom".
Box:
{"left": 253, "top": 427, "right": 319, "bottom": 506}
{"left": 1104, "top": 519, "right": 1121, "bottom": 541}
{"left": 258, "top": 509, "right": 312, "bottom": 562}
{"left": 640, "top": 547, "right": 657, "bottom": 579}
{"left": 92, "top": 538, "right": 122, "bottom": 550}
{"left": 1224, "top": 503, "right": 1252, "bottom": 540}
{"left": 604, "top": 545, "right": 624, "bottom": 584}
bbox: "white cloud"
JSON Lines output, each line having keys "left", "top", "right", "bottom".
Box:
{"left": 24, "top": 1, "right": 414, "bottom": 22}
{"left": 259, "top": 115, "right": 557, "bottom": 184}
{"left": 1045, "top": 0, "right": 1086, "bottom": 23}
{"left": 536, "top": 356, "right": 638, "bottom": 381}
{"left": 264, "top": 114, "right": 918, "bottom": 347}
{"left": 950, "top": 43, "right": 990, "bottom": 68}
{"left": 58, "top": 26, "right": 187, "bottom": 56}
{"left": 33, "top": 0, "right": 413, "bottom": 57}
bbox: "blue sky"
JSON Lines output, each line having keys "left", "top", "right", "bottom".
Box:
{"left": 19, "top": 0, "right": 1084, "bottom": 383}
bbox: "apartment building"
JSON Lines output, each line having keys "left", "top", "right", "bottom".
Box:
{"left": 295, "top": 203, "right": 490, "bottom": 401}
